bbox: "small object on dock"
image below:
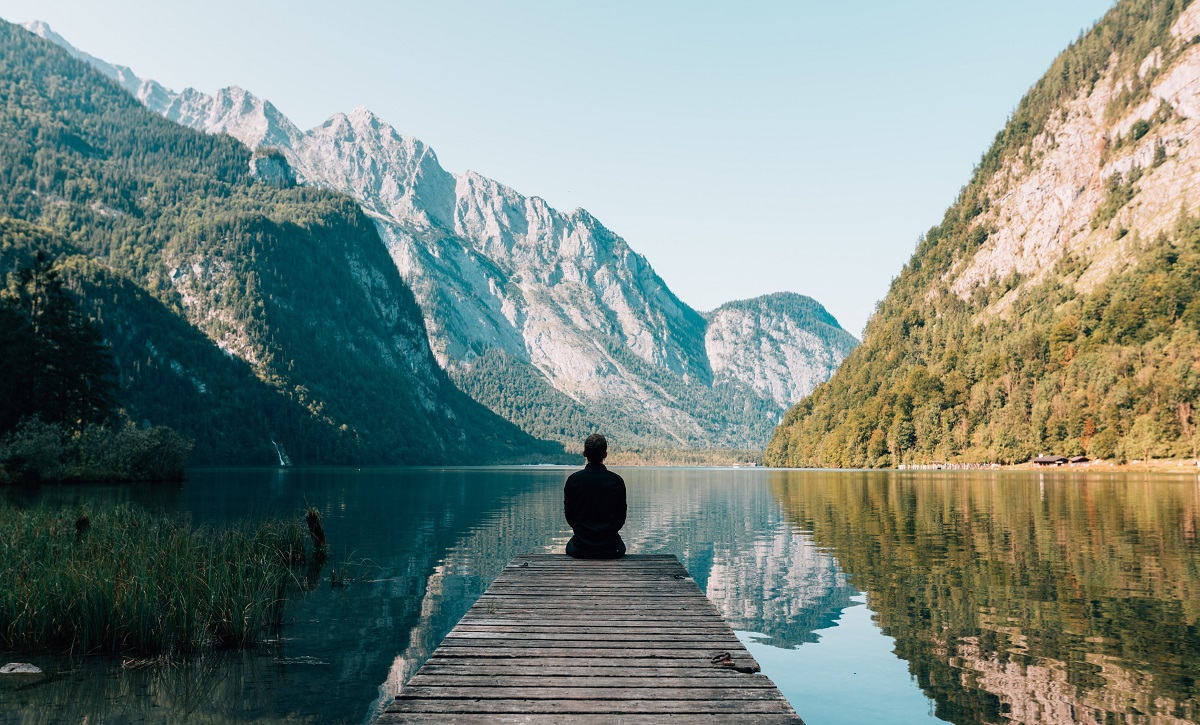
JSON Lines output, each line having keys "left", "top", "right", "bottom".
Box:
{"left": 376, "top": 554, "right": 804, "bottom": 724}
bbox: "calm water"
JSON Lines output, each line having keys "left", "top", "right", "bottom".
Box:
{"left": 1, "top": 467, "right": 1198, "bottom": 724}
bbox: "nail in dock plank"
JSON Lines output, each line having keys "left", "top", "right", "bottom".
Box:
{"left": 375, "top": 553, "right": 804, "bottom": 724}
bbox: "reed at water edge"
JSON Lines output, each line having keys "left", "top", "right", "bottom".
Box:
{"left": 0, "top": 503, "right": 307, "bottom": 655}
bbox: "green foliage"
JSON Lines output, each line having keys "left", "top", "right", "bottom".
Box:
{"left": 767, "top": 0, "right": 1200, "bottom": 467}
{"left": 709, "top": 292, "right": 850, "bottom": 334}
{"left": 0, "top": 502, "right": 305, "bottom": 654}
{"left": 769, "top": 218, "right": 1200, "bottom": 466}
{"left": 0, "top": 418, "right": 193, "bottom": 484}
{"left": 773, "top": 475, "right": 1200, "bottom": 721}
{"left": 452, "top": 339, "right": 790, "bottom": 451}
{"left": 450, "top": 349, "right": 604, "bottom": 445}
{"left": 0, "top": 22, "right": 556, "bottom": 464}
{"left": 1092, "top": 166, "right": 1141, "bottom": 229}
{"left": 0, "top": 229, "right": 115, "bottom": 433}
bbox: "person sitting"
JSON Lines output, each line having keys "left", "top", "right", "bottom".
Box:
{"left": 564, "top": 433, "right": 626, "bottom": 559}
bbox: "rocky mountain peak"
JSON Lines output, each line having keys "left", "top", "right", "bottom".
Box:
{"left": 29, "top": 19, "right": 859, "bottom": 450}
{"left": 23, "top": 20, "right": 140, "bottom": 96}
{"left": 707, "top": 293, "right": 858, "bottom": 410}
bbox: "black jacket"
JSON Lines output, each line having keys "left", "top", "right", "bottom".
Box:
{"left": 564, "top": 463, "right": 626, "bottom": 552}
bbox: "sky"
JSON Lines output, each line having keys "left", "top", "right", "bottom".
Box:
{"left": 0, "top": 1, "right": 1117, "bottom": 337}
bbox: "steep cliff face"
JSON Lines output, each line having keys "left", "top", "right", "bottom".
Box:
{"left": 943, "top": 3, "right": 1200, "bottom": 304}
{"left": 768, "top": 0, "right": 1200, "bottom": 466}
{"left": 28, "top": 20, "right": 858, "bottom": 450}
{"left": 2, "top": 20, "right": 553, "bottom": 464}
{"left": 149, "top": 91, "right": 727, "bottom": 446}
{"left": 706, "top": 293, "right": 859, "bottom": 410}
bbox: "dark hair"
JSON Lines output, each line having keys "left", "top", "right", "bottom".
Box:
{"left": 583, "top": 433, "right": 607, "bottom": 463}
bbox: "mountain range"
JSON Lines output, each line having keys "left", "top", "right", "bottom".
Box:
{"left": 0, "top": 20, "right": 559, "bottom": 464}
{"left": 22, "top": 19, "right": 858, "bottom": 454}
{"left": 768, "top": 0, "right": 1200, "bottom": 466}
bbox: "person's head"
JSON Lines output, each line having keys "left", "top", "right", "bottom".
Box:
{"left": 584, "top": 433, "right": 608, "bottom": 464}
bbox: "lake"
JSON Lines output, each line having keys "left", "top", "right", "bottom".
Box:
{"left": 1, "top": 467, "right": 1197, "bottom": 724}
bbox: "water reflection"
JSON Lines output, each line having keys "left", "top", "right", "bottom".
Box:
{"left": 16, "top": 468, "right": 1185, "bottom": 724}
{"left": 0, "top": 467, "right": 858, "bottom": 724}
{"left": 3, "top": 653, "right": 324, "bottom": 725}
{"left": 373, "top": 468, "right": 856, "bottom": 717}
{"left": 770, "top": 470, "right": 1200, "bottom": 725}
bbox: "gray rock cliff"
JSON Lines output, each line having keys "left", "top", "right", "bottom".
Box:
{"left": 29, "top": 21, "right": 858, "bottom": 448}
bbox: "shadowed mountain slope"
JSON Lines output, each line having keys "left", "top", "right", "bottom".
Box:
{"left": 0, "top": 21, "right": 559, "bottom": 464}
{"left": 25, "top": 19, "right": 858, "bottom": 451}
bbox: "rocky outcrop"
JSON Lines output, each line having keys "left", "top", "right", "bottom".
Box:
{"left": 3, "top": 21, "right": 557, "bottom": 465}
{"left": 706, "top": 294, "right": 859, "bottom": 409}
{"left": 249, "top": 149, "right": 295, "bottom": 187}
{"left": 946, "top": 4, "right": 1200, "bottom": 307}
{"left": 766, "top": 0, "right": 1200, "bottom": 467}
{"left": 28, "top": 21, "right": 858, "bottom": 448}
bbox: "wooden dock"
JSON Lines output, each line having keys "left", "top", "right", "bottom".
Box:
{"left": 377, "top": 553, "right": 804, "bottom": 724}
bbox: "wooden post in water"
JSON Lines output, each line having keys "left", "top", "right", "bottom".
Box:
{"left": 376, "top": 553, "right": 804, "bottom": 724}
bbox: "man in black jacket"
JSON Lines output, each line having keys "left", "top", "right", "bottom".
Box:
{"left": 564, "top": 433, "right": 626, "bottom": 559}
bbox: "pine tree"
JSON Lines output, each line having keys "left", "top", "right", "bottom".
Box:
{"left": 1, "top": 252, "right": 115, "bottom": 433}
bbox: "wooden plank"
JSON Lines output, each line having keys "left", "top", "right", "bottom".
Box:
{"left": 452, "top": 623, "right": 730, "bottom": 630}
{"left": 397, "top": 685, "right": 785, "bottom": 700}
{"left": 406, "top": 674, "right": 780, "bottom": 688}
{"left": 431, "top": 647, "right": 759, "bottom": 660}
{"left": 442, "top": 632, "right": 747, "bottom": 643}
{"left": 458, "top": 618, "right": 726, "bottom": 626}
{"left": 386, "top": 699, "right": 799, "bottom": 714}
{"left": 424, "top": 656, "right": 760, "bottom": 669}
{"left": 377, "top": 554, "right": 803, "bottom": 724}
{"left": 463, "top": 605, "right": 722, "bottom": 614}
{"left": 377, "top": 714, "right": 805, "bottom": 724}
{"left": 416, "top": 664, "right": 766, "bottom": 677}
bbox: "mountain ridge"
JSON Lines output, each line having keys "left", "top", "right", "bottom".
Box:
{"left": 27, "top": 19, "right": 858, "bottom": 450}
{"left": 767, "top": 0, "right": 1200, "bottom": 467}
{"left": 0, "top": 20, "right": 557, "bottom": 464}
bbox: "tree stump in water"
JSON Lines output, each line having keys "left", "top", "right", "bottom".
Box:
{"left": 305, "top": 507, "right": 327, "bottom": 553}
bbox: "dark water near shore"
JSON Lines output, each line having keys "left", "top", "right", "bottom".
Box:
{"left": 1, "top": 468, "right": 1198, "bottom": 724}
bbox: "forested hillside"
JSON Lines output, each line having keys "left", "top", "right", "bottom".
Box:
{"left": 26, "top": 21, "right": 861, "bottom": 453}
{"left": 772, "top": 477, "right": 1200, "bottom": 721}
{"left": 768, "top": 0, "right": 1200, "bottom": 466}
{"left": 0, "top": 21, "right": 559, "bottom": 465}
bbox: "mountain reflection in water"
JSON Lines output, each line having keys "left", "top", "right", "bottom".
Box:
{"left": 0, "top": 467, "right": 856, "bottom": 724}
{"left": 6, "top": 467, "right": 1191, "bottom": 724}
{"left": 376, "top": 467, "right": 856, "bottom": 716}
{"left": 770, "top": 470, "right": 1200, "bottom": 725}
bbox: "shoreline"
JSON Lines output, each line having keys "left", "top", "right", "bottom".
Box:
{"left": 897, "top": 459, "right": 1200, "bottom": 473}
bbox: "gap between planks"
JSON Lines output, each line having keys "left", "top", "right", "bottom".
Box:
{"left": 378, "top": 554, "right": 803, "bottom": 724}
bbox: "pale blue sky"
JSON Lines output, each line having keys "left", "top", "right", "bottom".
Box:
{"left": 1, "top": 1, "right": 1115, "bottom": 336}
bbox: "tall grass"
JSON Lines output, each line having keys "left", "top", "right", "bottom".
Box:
{"left": 0, "top": 503, "right": 306, "bottom": 655}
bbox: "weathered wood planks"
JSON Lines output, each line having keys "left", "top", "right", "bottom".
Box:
{"left": 376, "top": 553, "right": 803, "bottom": 724}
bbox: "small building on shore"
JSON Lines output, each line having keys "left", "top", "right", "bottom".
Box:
{"left": 1032, "top": 455, "right": 1068, "bottom": 466}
